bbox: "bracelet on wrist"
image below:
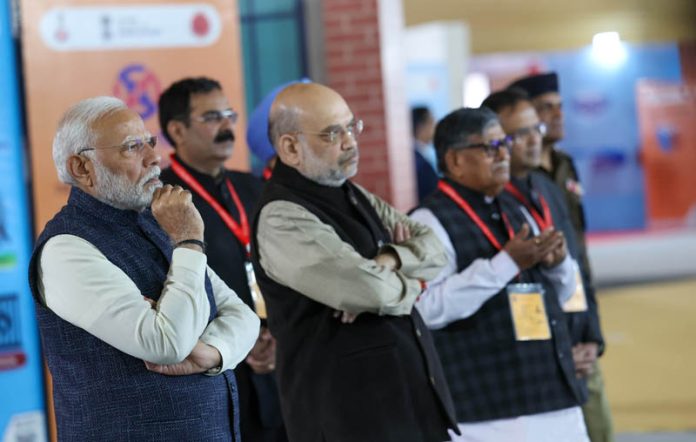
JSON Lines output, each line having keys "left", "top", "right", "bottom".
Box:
{"left": 174, "top": 239, "right": 206, "bottom": 253}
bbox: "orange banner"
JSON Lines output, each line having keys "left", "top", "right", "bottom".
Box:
{"left": 636, "top": 80, "right": 696, "bottom": 227}
{"left": 21, "top": 0, "right": 248, "bottom": 233}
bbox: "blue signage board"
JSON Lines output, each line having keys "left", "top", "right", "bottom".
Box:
{"left": 0, "top": 1, "right": 47, "bottom": 440}
{"left": 544, "top": 43, "right": 682, "bottom": 231}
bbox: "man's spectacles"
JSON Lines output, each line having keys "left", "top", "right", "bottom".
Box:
{"left": 77, "top": 135, "right": 157, "bottom": 156}
{"left": 510, "top": 123, "right": 546, "bottom": 142}
{"left": 454, "top": 136, "right": 513, "bottom": 158}
{"left": 191, "top": 109, "right": 238, "bottom": 125}
{"left": 297, "top": 119, "right": 364, "bottom": 144}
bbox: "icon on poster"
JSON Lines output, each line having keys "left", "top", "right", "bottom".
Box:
{"left": 54, "top": 12, "right": 68, "bottom": 43}
{"left": 0, "top": 295, "right": 26, "bottom": 371}
{"left": 40, "top": 5, "right": 222, "bottom": 51}
{"left": 192, "top": 12, "right": 210, "bottom": 37}
{"left": 113, "top": 64, "right": 161, "bottom": 121}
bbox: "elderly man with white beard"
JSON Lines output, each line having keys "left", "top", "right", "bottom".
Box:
{"left": 28, "top": 97, "right": 259, "bottom": 441}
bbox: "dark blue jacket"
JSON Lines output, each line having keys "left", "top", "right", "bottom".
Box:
{"left": 28, "top": 188, "right": 240, "bottom": 441}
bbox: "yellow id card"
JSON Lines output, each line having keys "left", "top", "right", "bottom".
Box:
{"left": 508, "top": 284, "right": 551, "bottom": 341}
{"left": 562, "top": 266, "right": 588, "bottom": 313}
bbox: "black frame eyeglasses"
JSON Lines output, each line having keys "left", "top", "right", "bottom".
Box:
{"left": 77, "top": 135, "right": 158, "bottom": 156}
{"left": 454, "top": 136, "right": 513, "bottom": 157}
{"left": 297, "top": 119, "right": 364, "bottom": 144}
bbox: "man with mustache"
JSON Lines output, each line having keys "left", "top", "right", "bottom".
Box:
{"left": 411, "top": 107, "right": 589, "bottom": 441}
{"left": 250, "top": 82, "right": 459, "bottom": 441}
{"left": 29, "top": 96, "right": 259, "bottom": 441}
{"left": 158, "top": 77, "right": 287, "bottom": 442}
{"left": 508, "top": 72, "right": 613, "bottom": 442}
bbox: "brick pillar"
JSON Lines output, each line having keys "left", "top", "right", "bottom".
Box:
{"left": 322, "top": 0, "right": 415, "bottom": 211}
{"left": 679, "top": 40, "right": 696, "bottom": 86}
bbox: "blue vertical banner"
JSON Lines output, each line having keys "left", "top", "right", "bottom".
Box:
{"left": 0, "top": 1, "right": 47, "bottom": 440}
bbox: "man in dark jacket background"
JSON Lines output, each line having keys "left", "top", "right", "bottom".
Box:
{"left": 158, "top": 77, "right": 287, "bottom": 442}
{"left": 508, "top": 72, "right": 613, "bottom": 442}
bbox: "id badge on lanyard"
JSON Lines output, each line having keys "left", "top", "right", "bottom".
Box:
{"left": 245, "top": 260, "right": 267, "bottom": 319}
{"left": 507, "top": 283, "right": 551, "bottom": 341}
{"left": 562, "top": 262, "right": 588, "bottom": 312}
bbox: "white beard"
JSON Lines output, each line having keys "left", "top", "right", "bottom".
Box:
{"left": 299, "top": 143, "right": 358, "bottom": 187}
{"left": 92, "top": 161, "right": 162, "bottom": 211}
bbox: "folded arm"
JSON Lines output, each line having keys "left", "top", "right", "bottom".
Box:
{"left": 257, "top": 201, "right": 431, "bottom": 316}
{"left": 199, "top": 267, "right": 260, "bottom": 374}
{"left": 358, "top": 185, "right": 447, "bottom": 281}
{"left": 38, "top": 234, "right": 211, "bottom": 365}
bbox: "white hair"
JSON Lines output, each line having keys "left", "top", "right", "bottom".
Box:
{"left": 52, "top": 96, "right": 128, "bottom": 185}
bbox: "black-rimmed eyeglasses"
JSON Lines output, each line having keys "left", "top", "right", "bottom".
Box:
{"left": 454, "top": 136, "right": 513, "bottom": 157}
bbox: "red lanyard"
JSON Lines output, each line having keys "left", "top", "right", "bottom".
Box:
{"left": 262, "top": 166, "right": 273, "bottom": 181}
{"left": 504, "top": 182, "right": 553, "bottom": 231}
{"left": 437, "top": 181, "right": 514, "bottom": 251}
{"left": 169, "top": 154, "right": 250, "bottom": 254}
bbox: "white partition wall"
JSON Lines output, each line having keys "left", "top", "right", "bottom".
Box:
{"left": 404, "top": 21, "right": 469, "bottom": 119}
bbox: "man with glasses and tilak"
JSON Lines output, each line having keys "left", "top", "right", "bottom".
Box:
{"left": 158, "top": 77, "right": 288, "bottom": 442}
{"left": 28, "top": 97, "right": 259, "bottom": 441}
{"left": 250, "top": 82, "right": 459, "bottom": 441}
{"left": 411, "top": 107, "right": 590, "bottom": 441}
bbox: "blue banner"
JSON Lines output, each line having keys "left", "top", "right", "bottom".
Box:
{"left": 544, "top": 43, "right": 682, "bottom": 231}
{"left": 0, "top": 1, "right": 47, "bottom": 440}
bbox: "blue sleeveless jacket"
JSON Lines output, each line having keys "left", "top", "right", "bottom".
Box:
{"left": 28, "top": 188, "right": 240, "bottom": 441}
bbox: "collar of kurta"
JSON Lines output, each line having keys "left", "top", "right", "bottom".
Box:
{"left": 441, "top": 177, "right": 498, "bottom": 206}
{"left": 509, "top": 174, "right": 533, "bottom": 194}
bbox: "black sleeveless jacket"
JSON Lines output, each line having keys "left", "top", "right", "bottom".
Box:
{"left": 250, "top": 161, "right": 457, "bottom": 442}
{"left": 420, "top": 179, "right": 584, "bottom": 422}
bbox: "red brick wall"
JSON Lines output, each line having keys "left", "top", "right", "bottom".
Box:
{"left": 680, "top": 40, "right": 696, "bottom": 86}
{"left": 322, "top": 0, "right": 416, "bottom": 211}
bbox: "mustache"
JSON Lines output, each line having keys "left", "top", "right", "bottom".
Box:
{"left": 492, "top": 160, "right": 509, "bottom": 172}
{"left": 338, "top": 151, "right": 359, "bottom": 166}
{"left": 139, "top": 166, "right": 161, "bottom": 186}
{"left": 214, "top": 130, "right": 235, "bottom": 143}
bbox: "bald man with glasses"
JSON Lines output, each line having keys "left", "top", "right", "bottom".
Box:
{"left": 250, "top": 82, "right": 459, "bottom": 442}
